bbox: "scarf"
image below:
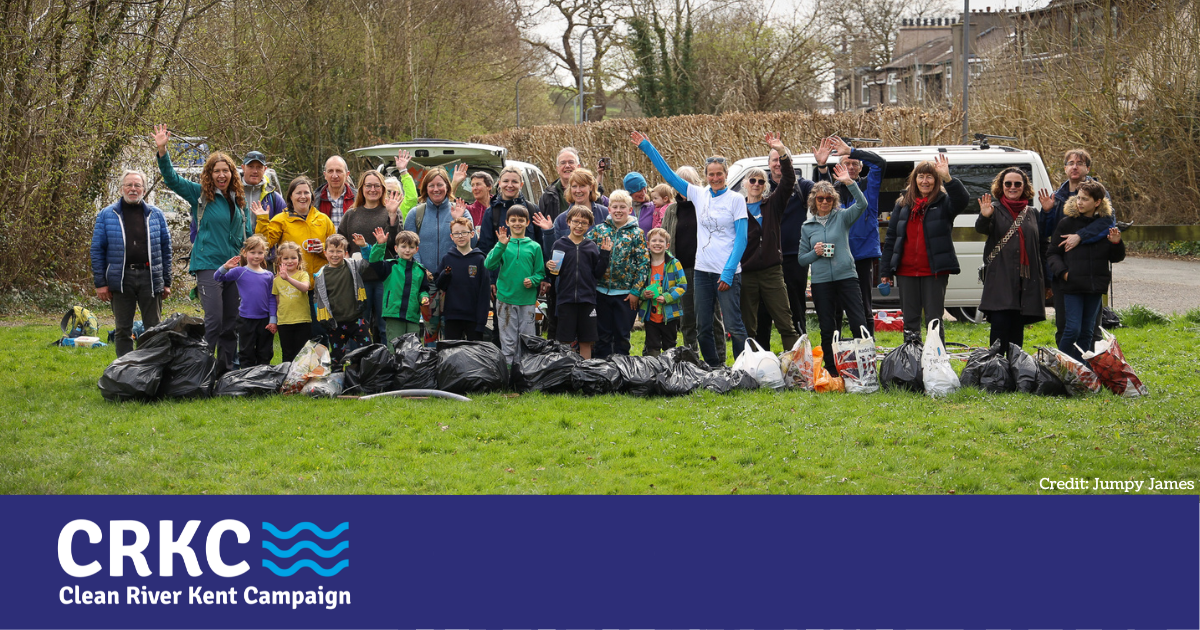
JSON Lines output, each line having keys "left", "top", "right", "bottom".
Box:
{"left": 910, "top": 195, "right": 930, "bottom": 221}
{"left": 999, "top": 196, "right": 1031, "bottom": 278}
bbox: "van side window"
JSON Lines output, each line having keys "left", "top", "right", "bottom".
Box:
{"left": 950, "top": 164, "right": 1033, "bottom": 214}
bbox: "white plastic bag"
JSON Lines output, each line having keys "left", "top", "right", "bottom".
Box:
{"left": 779, "top": 334, "right": 815, "bottom": 391}
{"left": 733, "top": 339, "right": 785, "bottom": 390}
{"left": 920, "top": 319, "right": 960, "bottom": 397}
{"left": 832, "top": 326, "right": 879, "bottom": 393}
{"left": 280, "top": 340, "right": 331, "bottom": 394}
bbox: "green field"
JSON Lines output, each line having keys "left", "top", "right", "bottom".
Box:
{"left": 2, "top": 313, "right": 1198, "bottom": 495}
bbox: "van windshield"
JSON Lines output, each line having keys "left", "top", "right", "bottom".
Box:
{"left": 879, "top": 162, "right": 1033, "bottom": 215}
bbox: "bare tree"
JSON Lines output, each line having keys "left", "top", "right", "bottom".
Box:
{"left": 518, "top": 0, "right": 625, "bottom": 121}
{"left": 818, "top": 0, "right": 952, "bottom": 68}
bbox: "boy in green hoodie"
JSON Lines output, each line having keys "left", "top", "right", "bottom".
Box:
{"left": 368, "top": 227, "right": 431, "bottom": 350}
{"left": 484, "top": 204, "right": 545, "bottom": 366}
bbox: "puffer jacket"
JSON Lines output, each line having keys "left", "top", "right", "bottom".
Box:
{"left": 157, "top": 153, "right": 252, "bottom": 273}
{"left": 816, "top": 149, "right": 887, "bottom": 260}
{"left": 637, "top": 252, "right": 687, "bottom": 322}
{"left": 257, "top": 209, "right": 336, "bottom": 274}
{"left": 589, "top": 216, "right": 649, "bottom": 294}
{"left": 91, "top": 200, "right": 172, "bottom": 295}
{"left": 1046, "top": 198, "right": 1124, "bottom": 295}
{"left": 1039, "top": 177, "right": 1113, "bottom": 283}
{"left": 881, "top": 178, "right": 970, "bottom": 278}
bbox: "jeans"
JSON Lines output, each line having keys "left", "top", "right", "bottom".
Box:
{"left": 109, "top": 267, "right": 161, "bottom": 357}
{"left": 897, "top": 274, "right": 948, "bottom": 343}
{"left": 693, "top": 271, "right": 747, "bottom": 367}
{"left": 1052, "top": 278, "right": 1102, "bottom": 347}
{"left": 680, "top": 268, "right": 725, "bottom": 363}
{"left": 811, "top": 278, "right": 868, "bottom": 375}
{"left": 596, "top": 292, "right": 637, "bottom": 359}
{"left": 1059, "top": 292, "right": 1103, "bottom": 361}
{"left": 196, "top": 268, "right": 240, "bottom": 373}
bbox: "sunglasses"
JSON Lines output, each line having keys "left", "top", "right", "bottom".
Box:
{"left": 705, "top": 157, "right": 726, "bottom": 164}
{"left": 814, "top": 195, "right": 837, "bottom": 203}
{"left": 1003, "top": 181, "right": 1024, "bottom": 188}
{"left": 747, "top": 178, "right": 765, "bottom": 185}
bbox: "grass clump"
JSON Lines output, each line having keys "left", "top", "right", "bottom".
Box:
{"left": 1116, "top": 304, "right": 1170, "bottom": 328}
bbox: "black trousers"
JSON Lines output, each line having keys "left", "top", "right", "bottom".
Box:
{"left": 444, "top": 319, "right": 484, "bottom": 341}
{"left": 643, "top": 319, "right": 679, "bottom": 356}
{"left": 835, "top": 258, "right": 877, "bottom": 335}
{"left": 109, "top": 267, "right": 161, "bottom": 357}
{"left": 236, "top": 316, "right": 274, "bottom": 367}
{"left": 277, "top": 323, "right": 311, "bottom": 363}
{"left": 811, "top": 278, "right": 868, "bottom": 375}
{"left": 986, "top": 309, "right": 1025, "bottom": 349}
{"left": 897, "top": 274, "right": 948, "bottom": 343}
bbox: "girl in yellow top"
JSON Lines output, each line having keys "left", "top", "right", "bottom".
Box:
{"left": 271, "top": 241, "right": 312, "bottom": 362}
{"left": 256, "top": 176, "right": 336, "bottom": 274}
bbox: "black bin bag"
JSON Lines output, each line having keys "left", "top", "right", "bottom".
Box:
{"left": 655, "top": 361, "right": 706, "bottom": 396}
{"left": 1032, "top": 361, "right": 1069, "bottom": 397}
{"left": 159, "top": 336, "right": 216, "bottom": 399}
{"left": 342, "top": 344, "right": 399, "bottom": 395}
{"left": 700, "top": 367, "right": 759, "bottom": 394}
{"left": 961, "top": 341, "right": 1013, "bottom": 393}
{"left": 513, "top": 350, "right": 582, "bottom": 393}
{"left": 436, "top": 340, "right": 508, "bottom": 393}
{"left": 138, "top": 313, "right": 205, "bottom": 349}
{"left": 658, "top": 346, "right": 703, "bottom": 369}
{"left": 213, "top": 363, "right": 291, "bottom": 397}
{"left": 391, "top": 334, "right": 438, "bottom": 390}
{"left": 570, "top": 359, "right": 624, "bottom": 396}
{"left": 518, "top": 334, "right": 571, "bottom": 356}
{"left": 98, "top": 343, "right": 173, "bottom": 401}
{"left": 610, "top": 355, "right": 663, "bottom": 397}
{"left": 880, "top": 333, "right": 923, "bottom": 393}
{"left": 1006, "top": 343, "right": 1038, "bottom": 394}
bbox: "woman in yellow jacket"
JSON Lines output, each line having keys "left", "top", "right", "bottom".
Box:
{"left": 254, "top": 176, "right": 336, "bottom": 274}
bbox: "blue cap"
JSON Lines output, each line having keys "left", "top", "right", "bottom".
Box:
{"left": 623, "top": 172, "right": 648, "bottom": 193}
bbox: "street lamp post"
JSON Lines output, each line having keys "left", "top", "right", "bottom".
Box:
{"left": 516, "top": 73, "right": 535, "bottom": 128}
{"left": 578, "top": 24, "right": 614, "bottom": 124}
{"left": 962, "top": 1, "right": 970, "bottom": 143}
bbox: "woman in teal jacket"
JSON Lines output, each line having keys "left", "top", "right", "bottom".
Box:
{"left": 797, "top": 163, "right": 869, "bottom": 376}
{"left": 153, "top": 124, "right": 253, "bottom": 373}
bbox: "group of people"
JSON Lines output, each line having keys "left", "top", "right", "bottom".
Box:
{"left": 90, "top": 124, "right": 1121, "bottom": 380}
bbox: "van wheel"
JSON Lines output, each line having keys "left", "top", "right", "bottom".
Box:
{"left": 948, "top": 307, "right": 982, "bottom": 324}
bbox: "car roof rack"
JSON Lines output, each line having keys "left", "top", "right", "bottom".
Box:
{"left": 973, "top": 133, "right": 1019, "bottom": 151}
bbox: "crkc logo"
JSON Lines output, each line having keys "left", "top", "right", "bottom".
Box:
{"left": 58, "top": 519, "right": 349, "bottom": 578}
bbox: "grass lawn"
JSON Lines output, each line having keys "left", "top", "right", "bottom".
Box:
{"left": 2, "top": 313, "right": 1199, "bottom": 495}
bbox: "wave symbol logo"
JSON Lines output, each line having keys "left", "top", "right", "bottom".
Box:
{"left": 261, "top": 522, "right": 349, "bottom": 577}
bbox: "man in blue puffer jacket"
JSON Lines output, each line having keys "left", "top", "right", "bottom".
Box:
{"left": 90, "top": 170, "right": 173, "bottom": 356}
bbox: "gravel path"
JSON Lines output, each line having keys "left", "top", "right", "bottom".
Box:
{"left": 1110, "top": 254, "right": 1200, "bottom": 314}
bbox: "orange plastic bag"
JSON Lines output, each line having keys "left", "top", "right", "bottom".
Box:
{"left": 812, "top": 347, "right": 845, "bottom": 393}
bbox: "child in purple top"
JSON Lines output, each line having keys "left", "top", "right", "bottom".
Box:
{"left": 214, "top": 235, "right": 276, "bottom": 367}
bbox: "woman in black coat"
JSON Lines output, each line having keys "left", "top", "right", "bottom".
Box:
{"left": 880, "top": 155, "right": 968, "bottom": 343}
{"left": 976, "top": 167, "right": 1045, "bottom": 349}
{"left": 1046, "top": 180, "right": 1124, "bottom": 360}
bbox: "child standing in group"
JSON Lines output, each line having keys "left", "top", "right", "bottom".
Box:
{"left": 367, "top": 227, "right": 431, "bottom": 348}
{"left": 546, "top": 205, "right": 612, "bottom": 359}
{"left": 484, "top": 204, "right": 544, "bottom": 366}
{"left": 215, "top": 235, "right": 275, "bottom": 367}
{"left": 650, "top": 184, "right": 673, "bottom": 229}
{"left": 270, "top": 241, "right": 312, "bottom": 363}
{"left": 436, "top": 217, "right": 490, "bottom": 341}
{"left": 1046, "top": 180, "right": 1123, "bottom": 361}
{"left": 590, "top": 190, "right": 649, "bottom": 359}
{"left": 638, "top": 228, "right": 687, "bottom": 356}
{"left": 312, "top": 234, "right": 372, "bottom": 363}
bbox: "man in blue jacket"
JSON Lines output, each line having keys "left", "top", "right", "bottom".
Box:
{"left": 91, "top": 170, "right": 172, "bottom": 356}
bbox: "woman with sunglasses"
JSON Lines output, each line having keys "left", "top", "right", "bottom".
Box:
{"left": 976, "top": 167, "right": 1045, "bottom": 349}
{"left": 881, "top": 155, "right": 968, "bottom": 343}
{"left": 798, "top": 164, "right": 870, "bottom": 376}
{"left": 632, "top": 130, "right": 749, "bottom": 367}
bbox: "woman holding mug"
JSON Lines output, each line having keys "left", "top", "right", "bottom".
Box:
{"left": 797, "top": 164, "right": 869, "bottom": 376}
{"left": 977, "top": 167, "right": 1045, "bottom": 349}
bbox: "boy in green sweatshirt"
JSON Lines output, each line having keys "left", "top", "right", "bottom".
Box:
{"left": 483, "top": 204, "right": 545, "bottom": 366}
{"left": 367, "top": 227, "right": 431, "bottom": 350}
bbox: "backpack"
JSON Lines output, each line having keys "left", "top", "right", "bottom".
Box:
{"left": 191, "top": 173, "right": 273, "bottom": 243}
{"left": 60, "top": 306, "right": 98, "bottom": 339}
{"left": 411, "top": 203, "right": 427, "bottom": 233}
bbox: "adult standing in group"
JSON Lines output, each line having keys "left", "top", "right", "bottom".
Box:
{"left": 241, "top": 151, "right": 287, "bottom": 221}
{"left": 977, "top": 168, "right": 1045, "bottom": 349}
{"left": 317, "top": 155, "right": 356, "bottom": 229}
{"left": 538, "top": 147, "right": 582, "bottom": 221}
{"left": 402, "top": 166, "right": 470, "bottom": 345}
{"left": 819, "top": 136, "right": 887, "bottom": 334}
{"left": 465, "top": 171, "right": 494, "bottom": 227}
{"left": 661, "top": 166, "right": 726, "bottom": 363}
{"left": 765, "top": 134, "right": 820, "bottom": 340}
{"left": 1036, "top": 148, "right": 1114, "bottom": 344}
{"left": 797, "top": 164, "right": 870, "bottom": 376}
{"left": 339, "top": 169, "right": 405, "bottom": 343}
{"left": 634, "top": 130, "right": 749, "bottom": 367}
{"left": 154, "top": 124, "right": 252, "bottom": 372}
{"left": 547, "top": 168, "right": 610, "bottom": 241}
{"left": 623, "top": 172, "right": 655, "bottom": 232}
{"left": 256, "top": 176, "right": 336, "bottom": 275}
{"left": 739, "top": 132, "right": 800, "bottom": 352}
{"left": 91, "top": 170, "right": 172, "bottom": 357}
{"left": 880, "top": 155, "right": 968, "bottom": 343}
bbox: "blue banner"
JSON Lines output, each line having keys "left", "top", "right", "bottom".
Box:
{"left": 1, "top": 495, "right": 1195, "bottom": 628}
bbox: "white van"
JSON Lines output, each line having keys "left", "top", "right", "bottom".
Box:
{"left": 727, "top": 144, "right": 1054, "bottom": 323}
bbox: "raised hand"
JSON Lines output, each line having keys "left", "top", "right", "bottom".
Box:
{"left": 395, "top": 149, "right": 411, "bottom": 172}
{"left": 250, "top": 200, "right": 267, "bottom": 216}
{"left": 829, "top": 135, "right": 853, "bottom": 157}
{"left": 451, "top": 198, "right": 467, "bottom": 220}
{"left": 1038, "top": 188, "right": 1055, "bottom": 211}
{"left": 764, "top": 131, "right": 786, "bottom": 154}
{"left": 496, "top": 226, "right": 509, "bottom": 245}
{"left": 372, "top": 226, "right": 387, "bottom": 244}
{"left": 934, "top": 154, "right": 951, "bottom": 182}
{"left": 152, "top": 124, "right": 170, "bottom": 156}
{"left": 384, "top": 189, "right": 403, "bottom": 214}
{"left": 833, "top": 162, "right": 853, "bottom": 185}
{"left": 352, "top": 233, "right": 367, "bottom": 248}
{"left": 531, "top": 212, "right": 553, "bottom": 231}
{"left": 979, "top": 193, "right": 994, "bottom": 217}
{"left": 1108, "top": 226, "right": 1122, "bottom": 244}
{"left": 600, "top": 236, "right": 612, "bottom": 251}
{"left": 629, "top": 130, "right": 649, "bottom": 146}
{"left": 813, "top": 137, "right": 833, "bottom": 166}
{"left": 223, "top": 255, "right": 241, "bottom": 270}
{"left": 451, "top": 163, "right": 468, "bottom": 189}
{"left": 280, "top": 267, "right": 290, "bottom": 281}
